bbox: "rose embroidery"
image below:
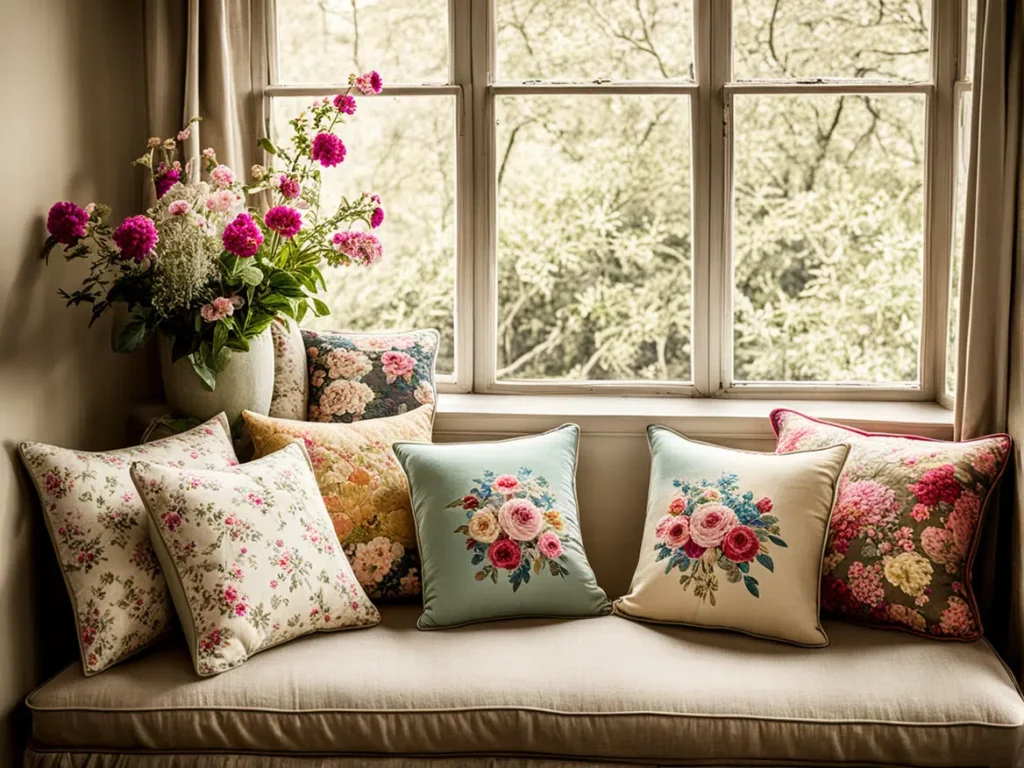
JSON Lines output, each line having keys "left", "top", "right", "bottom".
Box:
{"left": 448, "top": 469, "right": 570, "bottom": 591}
{"left": 654, "top": 473, "right": 786, "bottom": 605}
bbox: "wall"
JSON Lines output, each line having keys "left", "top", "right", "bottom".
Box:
{"left": 0, "top": 2, "right": 155, "bottom": 761}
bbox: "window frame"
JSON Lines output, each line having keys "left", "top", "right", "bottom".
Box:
{"left": 266, "top": 0, "right": 970, "bottom": 403}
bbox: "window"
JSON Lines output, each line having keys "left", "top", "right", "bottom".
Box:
{"left": 269, "top": 0, "right": 974, "bottom": 401}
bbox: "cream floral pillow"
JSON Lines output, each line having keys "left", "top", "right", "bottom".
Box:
{"left": 131, "top": 441, "right": 380, "bottom": 676}
{"left": 18, "top": 414, "right": 238, "bottom": 675}
{"left": 243, "top": 406, "right": 433, "bottom": 600}
{"left": 615, "top": 426, "right": 849, "bottom": 647}
{"left": 269, "top": 318, "right": 308, "bottom": 420}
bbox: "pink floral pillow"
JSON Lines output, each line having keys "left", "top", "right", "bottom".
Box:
{"left": 770, "top": 409, "right": 1010, "bottom": 640}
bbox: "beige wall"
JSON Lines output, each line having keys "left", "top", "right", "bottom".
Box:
{"left": 0, "top": 2, "right": 156, "bottom": 761}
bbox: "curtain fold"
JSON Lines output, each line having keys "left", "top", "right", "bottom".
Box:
{"left": 144, "top": 0, "right": 268, "bottom": 177}
{"left": 955, "top": 0, "right": 1024, "bottom": 677}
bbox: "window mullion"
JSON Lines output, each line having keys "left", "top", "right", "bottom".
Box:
{"left": 925, "top": 0, "right": 961, "bottom": 404}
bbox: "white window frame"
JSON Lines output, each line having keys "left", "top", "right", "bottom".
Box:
{"left": 265, "top": 0, "right": 970, "bottom": 403}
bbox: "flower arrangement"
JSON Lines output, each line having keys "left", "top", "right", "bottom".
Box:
{"left": 41, "top": 71, "right": 387, "bottom": 389}
{"left": 653, "top": 474, "right": 786, "bottom": 605}
{"left": 448, "top": 469, "right": 570, "bottom": 591}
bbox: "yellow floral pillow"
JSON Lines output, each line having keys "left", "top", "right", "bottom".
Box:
{"left": 243, "top": 406, "right": 433, "bottom": 599}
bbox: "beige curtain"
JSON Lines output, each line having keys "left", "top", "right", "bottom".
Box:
{"left": 955, "top": 0, "right": 1024, "bottom": 676}
{"left": 143, "top": 0, "right": 269, "bottom": 178}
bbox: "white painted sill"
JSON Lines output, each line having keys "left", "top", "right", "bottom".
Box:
{"left": 433, "top": 393, "right": 955, "bottom": 441}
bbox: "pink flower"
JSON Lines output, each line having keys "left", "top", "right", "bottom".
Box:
{"left": 971, "top": 447, "right": 1000, "bottom": 478}
{"left": 311, "top": 132, "right": 346, "bottom": 167}
{"left": 46, "top": 201, "right": 89, "bottom": 244}
{"left": 201, "top": 295, "right": 243, "bottom": 323}
{"left": 665, "top": 516, "right": 691, "bottom": 549}
{"left": 492, "top": 475, "right": 520, "bottom": 496}
{"left": 910, "top": 503, "right": 930, "bottom": 522}
{"left": 947, "top": 490, "right": 980, "bottom": 557}
{"left": 167, "top": 200, "right": 191, "bottom": 216}
{"left": 688, "top": 503, "right": 739, "bottom": 548}
{"left": 536, "top": 532, "right": 563, "bottom": 559}
{"left": 223, "top": 585, "right": 238, "bottom": 603}
{"left": 205, "top": 189, "right": 240, "bottom": 214}
{"left": 113, "top": 215, "right": 159, "bottom": 262}
{"left": 488, "top": 539, "right": 522, "bottom": 570}
{"left": 909, "top": 464, "right": 962, "bottom": 507}
{"left": 177, "top": 127, "right": 191, "bottom": 141}
{"left": 331, "top": 230, "right": 383, "bottom": 265}
{"left": 497, "top": 498, "right": 544, "bottom": 541}
{"left": 721, "top": 525, "right": 760, "bottom": 562}
{"left": 210, "top": 164, "right": 235, "bottom": 187}
{"left": 333, "top": 94, "right": 357, "bottom": 114}
{"left": 668, "top": 497, "right": 687, "bottom": 515}
{"left": 234, "top": 602, "right": 247, "bottom": 616}
{"left": 222, "top": 213, "right": 263, "bottom": 257}
{"left": 847, "top": 561, "right": 885, "bottom": 607}
{"left": 202, "top": 147, "right": 216, "bottom": 158}
{"left": 264, "top": 205, "right": 303, "bottom": 239}
{"left": 654, "top": 514, "right": 675, "bottom": 541}
{"left": 682, "top": 539, "right": 706, "bottom": 559}
{"left": 154, "top": 162, "right": 181, "bottom": 198}
{"left": 755, "top": 497, "right": 773, "bottom": 515}
{"left": 354, "top": 70, "right": 383, "bottom": 95}
{"left": 278, "top": 175, "right": 301, "bottom": 199}
{"left": 381, "top": 350, "right": 415, "bottom": 382}
{"left": 937, "top": 596, "right": 977, "bottom": 637}
{"left": 830, "top": 479, "right": 898, "bottom": 555}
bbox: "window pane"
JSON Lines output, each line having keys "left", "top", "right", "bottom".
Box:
{"left": 496, "top": 95, "right": 692, "bottom": 382}
{"left": 496, "top": 0, "right": 694, "bottom": 81}
{"left": 275, "top": 0, "right": 448, "bottom": 84}
{"left": 965, "top": 0, "right": 977, "bottom": 80}
{"left": 733, "top": 0, "right": 930, "bottom": 81}
{"left": 271, "top": 96, "right": 456, "bottom": 374}
{"left": 946, "top": 91, "right": 973, "bottom": 395}
{"left": 732, "top": 94, "right": 925, "bottom": 383}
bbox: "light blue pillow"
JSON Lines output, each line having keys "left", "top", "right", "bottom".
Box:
{"left": 394, "top": 425, "right": 611, "bottom": 629}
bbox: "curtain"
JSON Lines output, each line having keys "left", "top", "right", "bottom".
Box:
{"left": 955, "top": 0, "right": 1024, "bottom": 676}
{"left": 143, "top": 0, "right": 269, "bottom": 178}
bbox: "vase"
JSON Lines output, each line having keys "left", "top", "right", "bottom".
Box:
{"left": 158, "top": 329, "right": 275, "bottom": 426}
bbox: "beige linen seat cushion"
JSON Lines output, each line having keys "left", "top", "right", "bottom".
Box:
{"left": 27, "top": 606, "right": 1024, "bottom": 768}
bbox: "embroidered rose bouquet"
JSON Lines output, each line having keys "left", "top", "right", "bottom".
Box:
{"left": 449, "top": 469, "right": 571, "bottom": 591}
{"left": 653, "top": 473, "right": 786, "bottom": 605}
{"left": 41, "top": 71, "right": 386, "bottom": 390}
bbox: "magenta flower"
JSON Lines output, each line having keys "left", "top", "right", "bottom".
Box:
{"left": 332, "top": 231, "right": 383, "bottom": 265}
{"left": 311, "top": 132, "right": 346, "bottom": 167}
{"left": 222, "top": 213, "right": 263, "bottom": 258}
{"left": 333, "top": 94, "right": 357, "bottom": 114}
{"left": 46, "top": 201, "right": 89, "bottom": 244}
{"left": 354, "top": 71, "right": 383, "bottom": 95}
{"left": 264, "top": 205, "right": 303, "bottom": 239}
{"left": 278, "top": 175, "right": 301, "bottom": 199}
{"left": 154, "top": 162, "right": 181, "bottom": 199}
{"left": 113, "top": 215, "right": 159, "bottom": 262}
{"left": 367, "top": 192, "right": 384, "bottom": 228}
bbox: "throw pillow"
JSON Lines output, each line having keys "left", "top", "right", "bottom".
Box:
{"left": 771, "top": 408, "right": 1011, "bottom": 640}
{"left": 242, "top": 406, "right": 433, "bottom": 600}
{"left": 131, "top": 441, "right": 380, "bottom": 676}
{"left": 615, "top": 426, "right": 849, "bottom": 647}
{"left": 268, "top": 318, "right": 308, "bottom": 420}
{"left": 393, "top": 424, "right": 611, "bottom": 629}
{"left": 18, "top": 414, "right": 238, "bottom": 675}
{"left": 302, "top": 328, "right": 438, "bottom": 423}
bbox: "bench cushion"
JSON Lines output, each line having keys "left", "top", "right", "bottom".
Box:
{"left": 28, "top": 605, "right": 1024, "bottom": 766}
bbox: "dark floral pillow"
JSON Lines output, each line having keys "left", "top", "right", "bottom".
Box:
{"left": 302, "top": 329, "right": 438, "bottom": 423}
{"left": 771, "top": 408, "right": 1011, "bottom": 640}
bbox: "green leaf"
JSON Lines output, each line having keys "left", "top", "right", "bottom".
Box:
{"left": 755, "top": 553, "right": 774, "bottom": 572}
{"left": 312, "top": 297, "right": 330, "bottom": 316}
{"left": 768, "top": 535, "right": 788, "bottom": 548}
{"left": 737, "top": 561, "right": 750, "bottom": 574}
{"left": 212, "top": 320, "right": 228, "bottom": 358}
{"left": 268, "top": 271, "right": 307, "bottom": 298}
{"left": 114, "top": 306, "right": 155, "bottom": 353}
{"left": 188, "top": 348, "right": 217, "bottom": 391}
{"left": 258, "top": 137, "right": 278, "bottom": 156}
{"left": 239, "top": 265, "right": 264, "bottom": 286}
{"left": 743, "top": 575, "right": 760, "bottom": 598}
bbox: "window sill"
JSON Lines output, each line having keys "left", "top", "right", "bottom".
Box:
{"left": 434, "top": 393, "right": 954, "bottom": 441}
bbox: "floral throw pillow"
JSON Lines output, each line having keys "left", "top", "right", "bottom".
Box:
{"left": 242, "top": 406, "right": 433, "bottom": 600}
{"left": 268, "top": 318, "right": 308, "bottom": 420}
{"left": 302, "top": 328, "right": 438, "bottom": 423}
{"left": 615, "top": 426, "right": 849, "bottom": 647}
{"left": 393, "top": 425, "right": 611, "bottom": 629}
{"left": 771, "top": 409, "right": 1011, "bottom": 640}
{"left": 18, "top": 414, "right": 238, "bottom": 675}
{"left": 130, "top": 441, "right": 380, "bottom": 676}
